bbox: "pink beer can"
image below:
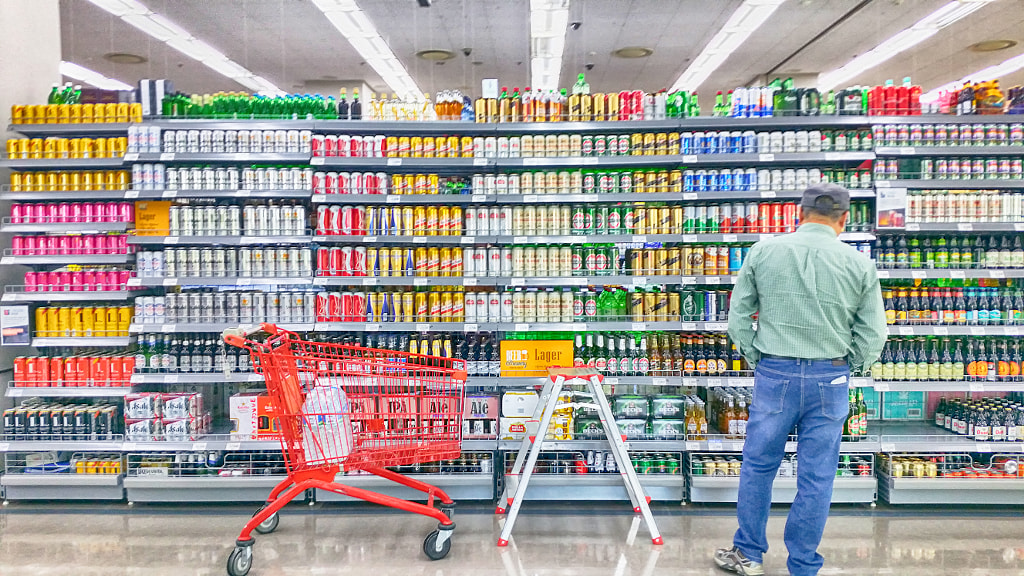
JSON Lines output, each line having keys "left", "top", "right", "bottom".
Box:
{"left": 119, "top": 202, "right": 134, "bottom": 222}
{"left": 69, "top": 270, "right": 84, "bottom": 291}
{"left": 81, "top": 235, "right": 96, "bottom": 255}
{"left": 20, "top": 235, "right": 36, "bottom": 255}
{"left": 10, "top": 204, "right": 24, "bottom": 224}
{"left": 71, "top": 202, "right": 85, "bottom": 223}
{"left": 82, "top": 270, "right": 96, "bottom": 291}
{"left": 40, "top": 235, "right": 57, "bottom": 255}
{"left": 337, "top": 135, "right": 351, "bottom": 157}
{"left": 24, "top": 272, "right": 37, "bottom": 292}
{"left": 11, "top": 235, "right": 25, "bottom": 255}
{"left": 310, "top": 134, "right": 325, "bottom": 157}
{"left": 68, "top": 235, "right": 82, "bottom": 254}
{"left": 352, "top": 246, "right": 367, "bottom": 276}
{"left": 324, "top": 134, "right": 337, "bottom": 157}
{"left": 37, "top": 271, "right": 53, "bottom": 291}
{"left": 55, "top": 271, "right": 70, "bottom": 291}
{"left": 117, "top": 270, "right": 131, "bottom": 290}
{"left": 55, "top": 202, "right": 69, "bottom": 223}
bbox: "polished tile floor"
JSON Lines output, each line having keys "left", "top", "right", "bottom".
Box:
{"left": 2, "top": 504, "right": 1024, "bottom": 575}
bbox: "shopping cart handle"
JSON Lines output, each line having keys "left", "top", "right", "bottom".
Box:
{"left": 223, "top": 323, "right": 280, "bottom": 347}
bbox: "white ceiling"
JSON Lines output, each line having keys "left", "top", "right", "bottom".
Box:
{"left": 59, "top": 0, "right": 1024, "bottom": 101}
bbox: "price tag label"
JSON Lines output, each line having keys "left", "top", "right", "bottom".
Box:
{"left": 911, "top": 271, "right": 926, "bottom": 279}
{"left": 363, "top": 278, "right": 378, "bottom": 286}
{"left": 463, "top": 323, "right": 479, "bottom": 332}
{"left": 602, "top": 377, "right": 620, "bottom": 386}
{"left": 760, "top": 190, "right": 777, "bottom": 199}
{"left": 970, "top": 327, "right": 986, "bottom": 336}
{"left": 681, "top": 323, "right": 697, "bottom": 330}
{"left": 365, "top": 323, "right": 380, "bottom": 332}
{"left": 192, "top": 442, "right": 208, "bottom": 450}
{"left": 759, "top": 153, "right": 775, "bottom": 162}
{"left": 1015, "top": 223, "right": 1024, "bottom": 232}
{"left": 583, "top": 157, "right": 599, "bottom": 165}
{"left": 162, "top": 278, "right": 178, "bottom": 286}
{"left": 162, "top": 190, "right": 177, "bottom": 199}
{"left": 632, "top": 277, "right": 648, "bottom": 286}
{"left": 236, "top": 190, "right": 251, "bottom": 197}
{"left": 723, "top": 234, "right": 738, "bottom": 242}
{"left": 785, "top": 442, "right": 798, "bottom": 452}
{"left": 898, "top": 327, "right": 914, "bottom": 336}
{"left": 164, "top": 374, "right": 179, "bottom": 384}
{"left": 123, "top": 153, "right": 139, "bottom": 162}
{"left": 569, "top": 278, "right": 588, "bottom": 286}
{"left": 876, "top": 270, "right": 889, "bottom": 278}
{"left": 873, "top": 382, "right": 889, "bottom": 392}
{"left": 226, "top": 442, "right": 241, "bottom": 451}
{"left": 523, "top": 195, "right": 539, "bottom": 203}
{"left": 413, "top": 278, "right": 427, "bottom": 286}
{"left": 728, "top": 378, "right": 752, "bottom": 386}
{"left": 951, "top": 271, "right": 965, "bottom": 279}
{"left": 473, "top": 158, "right": 488, "bottom": 166}
{"left": 683, "top": 378, "right": 697, "bottom": 387}
{"left": 165, "top": 237, "right": 179, "bottom": 244}
{"left": 898, "top": 147, "right": 916, "bottom": 155}
{"left": 685, "top": 441, "right": 699, "bottom": 451}
{"left": 706, "top": 322, "right": 728, "bottom": 331}
{"left": 386, "top": 158, "right": 402, "bottom": 166}
{"left": 127, "top": 278, "right": 141, "bottom": 287}
{"left": 683, "top": 193, "right": 698, "bottom": 201}
{"left": 708, "top": 439, "right": 724, "bottom": 451}
{"left": 161, "top": 324, "right": 176, "bottom": 332}
{"left": 469, "top": 193, "right": 487, "bottom": 202}
{"left": 124, "top": 190, "right": 139, "bottom": 199}
{"left": 876, "top": 180, "right": 891, "bottom": 188}
{"left": 514, "top": 323, "right": 529, "bottom": 331}
{"left": 906, "top": 223, "right": 920, "bottom": 232}
{"left": 513, "top": 236, "right": 527, "bottom": 244}
{"left": 159, "top": 152, "right": 175, "bottom": 161}
{"left": 631, "top": 322, "right": 646, "bottom": 331}
{"left": 507, "top": 278, "right": 525, "bottom": 287}
{"left": 652, "top": 377, "right": 667, "bottom": 386}
{"left": 957, "top": 223, "right": 973, "bottom": 232}
{"left": 632, "top": 235, "right": 647, "bottom": 243}
{"left": 880, "top": 442, "right": 896, "bottom": 452}
{"left": 415, "top": 323, "right": 431, "bottom": 331}
{"left": 934, "top": 327, "right": 949, "bottom": 336}
{"left": 969, "top": 381, "right": 985, "bottom": 392}
{"left": 310, "top": 157, "right": 326, "bottom": 165}
{"left": 121, "top": 442, "right": 135, "bottom": 451}
{"left": 362, "top": 236, "right": 377, "bottom": 243}
{"left": 824, "top": 152, "right": 841, "bottom": 161}
{"left": 413, "top": 237, "right": 429, "bottom": 245}
{"left": 683, "top": 235, "right": 697, "bottom": 242}
{"left": 464, "top": 278, "right": 478, "bottom": 286}
{"left": 976, "top": 443, "right": 993, "bottom": 452}
{"left": 682, "top": 276, "right": 697, "bottom": 285}
{"left": 991, "top": 270, "right": 1005, "bottom": 279}
{"left": 683, "top": 155, "right": 698, "bottom": 163}
{"left": 707, "top": 378, "right": 723, "bottom": 386}
{"left": 706, "top": 276, "right": 721, "bottom": 285}
{"left": 384, "top": 195, "right": 401, "bottom": 204}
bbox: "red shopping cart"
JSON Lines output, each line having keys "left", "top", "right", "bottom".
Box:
{"left": 222, "top": 323, "right": 467, "bottom": 576}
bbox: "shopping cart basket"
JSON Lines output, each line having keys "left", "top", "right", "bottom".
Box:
{"left": 222, "top": 323, "right": 467, "bottom": 576}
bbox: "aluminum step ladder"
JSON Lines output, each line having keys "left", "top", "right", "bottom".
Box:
{"left": 495, "top": 367, "right": 663, "bottom": 546}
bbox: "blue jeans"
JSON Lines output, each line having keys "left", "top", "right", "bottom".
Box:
{"left": 733, "top": 357, "right": 850, "bottom": 576}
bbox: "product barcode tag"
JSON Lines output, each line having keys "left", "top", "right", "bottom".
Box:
{"left": 226, "top": 442, "right": 241, "bottom": 451}
{"left": 386, "top": 195, "right": 401, "bottom": 204}
{"left": 159, "top": 152, "right": 175, "bottom": 161}
{"left": 824, "top": 152, "right": 841, "bottom": 161}
{"left": 1015, "top": 223, "right": 1024, "bottom": 232}
{"left": 682, "top": 155, "right": 698, "bottom": 163}
{"left": 162, "top": 190, "right": 177, "bottom": 199}
{"left": 511, "top": 278, "right": 525, "bottom": 286}
{"left": 652, "top": 377, "right": 667, "bottom": 386}
{"left": 310, "top": 157, "right": 325, "bottom": 165}
{"left": 514, "top": 323, "right": 529, "bottom": 331}
{"left": 161, "top": 324, "right": 176, "bottom": 332}
{"left": 463, "top": 323, "right": 478, "bottom": 332}
{"left": 632, "top": 277, "right": 647, "bottom": 286}
{"left": 685, "top": 441, "right": 699, "bottom": 451}
{"left": 165, "top": 237, "right": 179, "bottom": 244}
{"left": 163, "top": 278, "right": 178, "bottom": 286}
{"left": 682, "top": 276, "right": 697, "bottom": 285}
{"left": 759, "top": 153, "right": 775, "bottom": 162}
{"left": 236, "top": 190, "right": 251, "bottom": 197}
{"left": 905, "top": 223, "right": 920, "bottom": 232}
{"left": 683, "top": 378, "right": 697, "bottom": 387}
{"left": 951, "top": 271, "right": 965, "bottom": 279}
{"left": 386, "top": 158, "right": 401, "bottom": 166}
{"left": 683, "top": 193, "right": 698, "bottom": 201}
{"left": 573, "top": 324, "right": 587, "bottom": 331}
{"left": 473, "top": 158, "right": 488, "bottom": 166}
{"left": 523, "top": 195, "right": 538, "bottom": 203}
{"left": 604, "top": 377, "right": 619, "bottom": 386}
{"left": 706, "top": 276, "right": 721, "bottom": 285}
{"left": 760, "top": 190, "right": 776, "bottom": 199}
{"left": 785, "top": 442, "right": 798, "bottom": 452}
{"left": 876, "top": 270, "right": 889, "bottom": 278}
{"left": 990, "top": 270, "right": 1005, "bottom": 279}
{"left": 970, "top": 327, "right": 986, "bottom": 336}
{"left": 632, "top": 235, "right": 647, "bottom": 242}
{"left": 513, "top": 236, "right": 527, "bottom": 244}
{"left": 124, "top": 190, "right": 139, "bottom": 199}
{"left": 583, "top": 157, "right": 599, "bottom": 165}
{"left": 127, "top": 278, "right": 141, "bottom": 287}
{"left": 969, "top": 381, "right": 985, "bottom": 392}
{"left": 413, "top": 278, "right": 427, "bottom": 286}
{"left": 975, "top": 443, "right": 993, "bottom": 452}
{"left": 412, "top": 237, "right": 426, "bottom": 244}
{"left": 898, "top": 327, "right": 914, "bottom": 335}
{"left": 365, "top": 323, "right": 380, "bottom": 332}
{"left": 681, "top": 322, "right": 697, "bottom": 330}
{"left": 957, "top": 223, "right": 973, "bottom": 232}
{"left": 898, "top": 147, "right": 916, "bottom": 155}
{"left": 121, "top": 442, "right": 135, "bottom": 451}
{"left": 876, "top": 180, "right": 891, "bottom": 187}
{"left": 728, "top": 378, "right": 752, "bottom": 386}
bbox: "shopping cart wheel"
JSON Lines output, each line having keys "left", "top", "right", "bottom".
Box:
{"left": 252, "top": 505, "right": 279, "bottom": 534}
{"left": 422, "top": 528, "right": 453, "bottom": 561}
{"left": 226, "top": 545, "right": 253, "bottom": 576}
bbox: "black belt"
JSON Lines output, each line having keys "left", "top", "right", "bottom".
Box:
{"left": 762, "top": 354, "right": 848, "bottom": 367}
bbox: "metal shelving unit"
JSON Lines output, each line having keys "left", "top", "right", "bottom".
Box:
{"left": 314, "top": 274, "right": 689, "bottom": 287}
{"left": 1, "top": 473, "right": 124, "bottom": 501}
{"left": 127, "top": 188, "right": 312, "bottom": 200}
{"left": 126, "top": 234, "right": 312, "bottom": 246}
{"left": 3, "top": 189, "right": 132, "bottom": 201}
{"left": 5, "top": 387, "right": 133, "bottom": 398}
{"left": 313, "top": 320, "right": 711, "bottom": 333}
{"left": 496, "top": 473, "right": 684, "bottom": 502}
{"left": 901, "top": 223, "right": 1024, "bottom": 233}
{"left": 129, "top": 276, "right": 314, "bottom": 287}
{"left": 874, "top": 146, "right": 1024, "bottom": 156}
{"left": 0, "top": 221, "right": 129, "bottom": 233}
{"left": 124, "top": 475, "right": 295, "bottom": 503}
{"left": 316, "top": 473, "right": 495, "bottom": 502}
{"left": 31, "top": 337, "right": 131, "bottom": 348}
{"left": 689, "top": 475, "right": 876, "bottom": 504}
{"left": 0, "top": 157, "right": 126, "bottom": 170}
{"left": 131, "top": 152, "right": 310, "bottom": 164}
{"left": 8, "top": 122, "right": 134, "bottom": 136}
{"left": 887, "top": 325, "right": 1024, "bottom": 336}
{"left": 876, "top": 269, "right": 1024, "bottom": 280}
{"left": 130, "top": 322, "right": 314, "bottom": 334}
{"left": 2, "top": 289, "right": 133, "bottom": 303}
{"left": 130, "top": 373, "right": 264, "bottom": 384}
{"left": 877, "top": 179, "right": 1024, "bottom": 190}
{"left": 879, "top": 474, "right": 1024, "bottom": 505}
{"left": 0, "top": 253, "right": 130, "bottom": 266}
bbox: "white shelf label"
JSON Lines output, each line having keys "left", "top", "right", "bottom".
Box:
{"left": 760, "top": 190, "right": 777, "bottom": 199}
{"left": 310, "top": 157, "right": 325, "bottom": 165}
{"left": 632, "top": 235, "right": 647, "bottom": 243}
{"left": 824, "top": 152, "right": 841, "bottom": 161}
{"left": 163, "top": 278, "right": 178, "bottom": 286}
{"left": 513, "top": 236, "right": 527, "bottom": 244}
{"left": 123, "top": 153, "right": 139, "bottom": 162}
{"left": 706, "top": 322, "right": 728, "bottom": 331}
{"left": 933, "top": 327, "right": 949, "bottom": 336}
{"left": 880, "top": 443, "right": 896, "bottom": 452}
{"left": 165, "top": 237, "right": 179, "bottom": 244}
{"left": 681, "top": 323, "right": 697, "bottom": 330}
{"left": 365, "top": 323, "right": 380, "bottom": 332}
{"left": 1015, "top": 223, "right": 1024, "bottom": 232}
{"left": 723, "top": 234, "right": 738, "bottom": 242}
{"left": 683, "top": 193, "right": 698, "bottom": 201}
{"left": 514, "top": 323, "right": 529, "bottom": 331}
{"left": 122, "top": 442, "right": 136, "bottom": 451}
{"left": 124, "top": 190, "right": 139, "bottom": 199}
{"left": 951, "top": 271, "right": 965, "bottom": 279}
{"left": 362, "top": 278, "right": 378, "bottom": 286}
{"left": 583, "top": 157, "right": 599, "bottom": 165}
{"left": 970, "top": 327, "right": 986, "bottom": 336}
{"left": 957, "top": 223, "right": 973, "bottom": 232}
{"left": 727, "top": 378, "right": 752, "bottom": 386}
{"left": 463, "top": 323, "right": 479, "bottom": 332}
{"left": 975, "top": 443, "right": 993, "bottom": 452}
{"left": 708, "top": 439, "right": 724, "bottom": 451}
{"left": 385, "top": 195, "right": 401, "bottom": 204}
{"left": 159, "top": 152, "right": 175, "bottom": 161}
{"left": 969, "top": 382, "right": 984, "bottom": 392}
{"left": 192, "top": 442, "right": 208, "bottom": 450}
{"left": 632, "top": 277, "right": 647, "bottom": 286}
{"left": 759, "top": 153, "right": 775, "bottom": 162}
{"left": 906, "top": 223, "right": 920, "bottom": 232}
{"left": 464, "top": 278, "right": 478, "bottom": 286}
{"left": 898, "top": 327, "right": 914, "bottom": 336}
{"left": 683, "top": 235, "right": 697, "bottom": 242}
{"left": 683, "top": 378, "right": 697, "bottom": 387}
{"left": 706, "top": 276, "right": 721, "bottom": 285}
{"left": 386, "top": 158, "right": 402, "bottom": 166}
{"left": 873, "top": 382, "right": 889, "bottom": 392}
{"left": 236, "top": 190, "right": 251, "bottom": 197}
{"left": 0, "top": 442, "right": 11, "bottom": 452}
{"left": 473, "top": 158, "right": 488, "bottom": 166}
{"left": 415, "top": 323, "right": 431, "bottom": 331}
{"left": 226, "top": 442, "right": 241, "bottom": 451}
{"left": 911, "top": 271, "right": 926, "bottom": 279}
{"left": 471, "top": 194, "right": 486, "bottom": 202}
{"left": 685, "top": 441, "right": 699, "bottom": 451}
{"left": 411, "top": 237, "right": 426, "bottom": 244}
{"left": 523, "top": 195, "right": 538, "bottom": 203}
{"left": 162, "top": 190, "right": 177, "bottom": 199}
{"left": 875, "top": 180, "right": 892, "bottom": 188}
{"left": 683, "top": 155, "right": 698, "bottom": 163}
{"left": 511, "top": 278, "right": 525, "bottom": 286}
{"left": 876, "top": 270, "right": 889, "bottom": 278}
{"left": 459, "top": 236, "right": 476, "bottom": 245}
{"left": 127, "top": 278, "right": 141, "bottom": 287}
{"left": 573, "top": 324, "right": 587, "bottom": 331}
{"left": 413, "top": 278, "right": 427, "bottom": 286}
{"left": 161, "top": 324, "right": 176, "bottom": 332}
{"left": 990, "top": 270, "right": 1005, "bottom": 279}
{"left": 164, "top": 375, "right": 179, "bottom": 384}
{"left": 604, "top": 377, "right": 619, "bottom": 386}
{"left": 707, "top": 378, "right": 723, "bottom": 386}
{"left": 898, "top": 147, "right": 916, "bottom": 155}
{"left": 681, "top": 276, "right": 697, "bottom": 285}
{"left": 652, "top": 377, "right": 667, "bottom": 386}
{"left": 631, "top": 322, "right": 646, "bottom": 331}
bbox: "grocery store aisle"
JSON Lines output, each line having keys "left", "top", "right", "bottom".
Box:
{"left": 1, "top": 506, "right": 1023, "bottom": 575}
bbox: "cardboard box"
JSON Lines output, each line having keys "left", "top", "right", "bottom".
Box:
{"left": 134, "top": 201, "right": 172, "bottom": 236}
{"left": 463, "top": 394, "right": 498, "bottom": 439}
{"left": 881, "top": 391, "right": 927, "bottom": 420}
{"left": 230, "top": 392, "right": 281, "bottom": 440}
{"left": 499, "top": 416, "right": 530, "bottom": 441}
{"left": 501, "top": 390, "right": 539, "bottom": 417}
{"left": 499, "top": 340, "right": 573, "bottom": 377}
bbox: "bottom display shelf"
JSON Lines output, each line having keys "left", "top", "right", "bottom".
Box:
{"left": 878, "top": 473, "right": 1024, "bottom": 505}
{"left": 688, "top": 476, "right": 877, "bottom": 504}
{"left": 123, "top": 475, "right": 296, "bottom": 503}
{"left": 315, "top": 473, "right": 495, "bottom": 502}
{"left": 500, "top": 473, "right": 685, "bottom": 502}
{"left": 1, "top": 473, "right": 124, "bottom": 501}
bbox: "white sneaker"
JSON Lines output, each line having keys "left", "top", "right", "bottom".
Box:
{"left": 713, "top": 546, "right": 765, "bottom": 576}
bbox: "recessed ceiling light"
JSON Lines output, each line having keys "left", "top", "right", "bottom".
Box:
{"left": 612, "top": 47, "right": 653, "bottom": 59}
{"left": 103, "top": 52, "right": 147, "bottom": 64}
{"left": 416, "top": 49, "right": 455, "bottom": 61}
{"left": 970, "top": 39, "right": 1017, "bottom": 52}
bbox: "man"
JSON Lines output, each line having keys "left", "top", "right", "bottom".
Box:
{"left": 714, "top": 184, "right": 887, "bottom": 576}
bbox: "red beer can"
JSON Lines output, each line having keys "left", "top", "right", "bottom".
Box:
{"left": 771, "top": 203, "right": 783, "bottom": 233}
{"left": 330, "top": 247, "right": 345, "bottom": 277}
{"left": 315, "top": 292, "right": 330, "bottom": 321}
{"left": 373, "top": 135, "right": 385, "bottom": 157}
{"left": 310, "top": 134, "right": 326, "bottom": 157}
{"left": 51, "top": 357, "right": 65, "bottom": 386}
{"left": 757, "top": 203, "right": 771, "bottom": 233}
{"left": 312, "top": 171, "right": 327, "bottom": 195}
{"left": 782, "top": 203, "right": 797, "bottom": 232}
{"left": 117, "top": 270, "right": 131, "bottom": 289}
{"left": 324, "top": 134, "right": 337, "bottom": 157}
{"left": 323, "top": 171, "right": 338, "bottom": 195}
{"left": 352, "top": 246, "right": 367, "bottom": 276}
{"left": 316, "top": 247, "right": 331, "bottom": 277}
{"left": 316, "top": 206, "right": 330, "bottom": 234}
{"left": 336, "top": 171, "right": 350, "bottom": 194}
{"left": 339, "top": 246, "right": 354, "bottom": 276}
{"left": 330, "top": 291, "right": 344, "bottom": 322}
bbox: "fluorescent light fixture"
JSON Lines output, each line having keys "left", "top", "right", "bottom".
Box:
{"left": 85, "top": 0, "right": 282, "bottom": 93}
{"left": 530, "top": 0, "right": 570, "bottom": 91}
{"left": 60, "top": 61, "right": 134, "bottom": 90}
{"left": 311, "top": 0, "right": 424, "bottom": 100}
{"left": 922, "top": 49, "right": 1024, "bottom": 102}
{"left": 670, "top": 0, "right": 786, "bottom": 93}
{"left": 818, "top": 0, "right": 998, "bottom": 91}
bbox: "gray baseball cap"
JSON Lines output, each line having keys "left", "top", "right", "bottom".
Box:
{"left": 800, "top": 183, "right": 850, "bottom": 212}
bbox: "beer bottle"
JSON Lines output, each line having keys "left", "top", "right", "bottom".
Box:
{"left": 857, "top": 388, "right": 868, "bottom": 437}
{"left": 585, "top": 333, "right": 596, "bottom": 368}
{"left": 935, "top": 236, "right": 949, "bottom": 269}
{"left": 949, "top": 236, "right": 961, "bottom": 268}
{"left": 915, "top": 338, "right": 929, "bottom": 381}
{"left": 894, "top": 341, "right": 907, "bottom": 380}
{"left": 993, "top": 408, "right": 1008, "bottom": 442}
{"left": 935, "top": 397, "right": 947, "bottom": 428}
{"left": 637, "top": 337, "right": 650, "bottom": 375}
{"left": 883, "top": 290, "right": 896, "bottom": 325}
{"left": 672, "top": 337, "right": 685, "bottom": 373}
{"left": 844, "top": 389, "right": 854, "bottom": 438}
{"left": 881, "top": 342, "right": 895, "bottom": 381}
{"left": 594, "top": 333, "right": 607, "bottom": 373}
{"left": 871, "top": 342, "right": 885, "bottom": 380}
{"left": 953, "top": 339, "right": 966, "bottom": 381}
{"left": 628, "top": 337, "right": 640, "bottom": 376}
{"left": 975, "top": 409, "right": 991, "bottom": 441}
{"left": 573, "top": 334, "right": 585, "bottom": 368}
{"left": 907, "top": 289, "right": 920, "bottom": 324}
{"left": 895, "top": 289, "right": 909, "bottom": 325}
{"left": 695, "top": 337, "right": 708, "bottom": 375}
{"left": 350, "top": 89, "right": 362, "bottom": 120}
{"left": 618, "top": 336, "right": 631, "bottom": 377}
{"left": 928, "top": 338, "right": 941, "bottom": 381}
{"left": 731, "top": 344, "right": 743, "bottom": 375}
{"left": 606, "top": 336, "right": 618, "bottom": 375}
{"left": 896, "top": 236, "right": 909, "bottom": 269}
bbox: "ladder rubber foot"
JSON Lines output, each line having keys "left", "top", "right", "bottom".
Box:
{"left": 652, "top": 537, "right": 664, "bottom": 545}
{"left": 634, "top": 506, "right": 641, "bottom": 513}
{"left": 645, "top": 496, "right": 652, "bottom": 504}
{"left": 497, "top": 539, "right": 509, "bottom": 547}
{"left": 495, "top": 507, "right": 506, "bottom": 514}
